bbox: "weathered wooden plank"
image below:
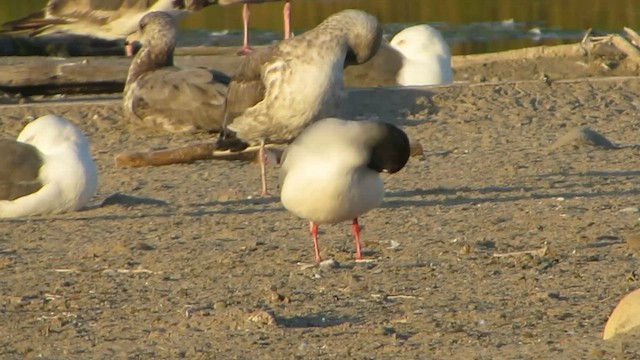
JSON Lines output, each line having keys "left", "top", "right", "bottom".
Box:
{"left": 0, "top": 50, "right": 246, "bottom": 96}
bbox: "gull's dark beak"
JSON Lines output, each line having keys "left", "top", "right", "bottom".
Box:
{"left": 124, "top": 31, "right": 143, "bottom": 57}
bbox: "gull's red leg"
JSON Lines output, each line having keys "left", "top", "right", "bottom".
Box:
{"left": 259, "top": 139, "right": 270, "bottom": 197}
{"left": 352, "top": 218, "right": 363, "bottom": 260}
{"left": 238, "top": 3, "right": 253, "bottom": 55}
{"left": 310, "top": 221, "right": 322, "bottom": 263}
{"left": 283, "top": 0, "right": 292, "bottom": 39}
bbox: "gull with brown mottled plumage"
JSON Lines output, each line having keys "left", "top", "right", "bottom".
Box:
{"left": 124, "top": 11, "right": 230, "bottom": 133}
{"left": 1, "top": 0, "right": 215, "bottom": 40}
{"left": 217, "top": 9, "right": 383, "bottom": 197}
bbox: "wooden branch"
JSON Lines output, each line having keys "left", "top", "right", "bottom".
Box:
{"left": 114, "top": 143, "right": 287, "bottom": 168}
{"left": 0, "top": 52, "right": 243, "bottom": 96}
{"left": 493, "top": 247, "right": 548, "bottom": 257}
{"left": 115, "top": 143, "right": 219, "bottom": 167}
{"left": 623, "top": 27, "right": 640, "bottom": 48}
{"left": 608, "top": 34, "right": 640, "bottom": 64}
{"left": 2, "top": 30, "right": 639, "bottom": 96}
{"left": 174, "top": 45, "right": 267, "bottom": 56}
{"left": 451, "top": 43, "right": 588, "bottom": 68}
{"left": 114, "top": 139, "right": 424, "bottom": 168}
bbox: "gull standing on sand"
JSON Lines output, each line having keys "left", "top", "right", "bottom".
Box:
{"left": 280, "top": 118, "right": 410, "bottom": 263}
{"left": 124, "top": 11, "right": 230, "bottom": 133}
{"left": 218, "top": 9, "right": 383, "bottom": 196}
{"left": 218, "top": 0, "right": 293, "bottom": 54}
{"left": 0, "top": 0, "right": 215, "bottom": 39}
{"left": 0, "top": 115, "right": 98, "bottom": 218}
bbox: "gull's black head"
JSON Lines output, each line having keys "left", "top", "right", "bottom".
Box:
{"left": 367, "top": 122, "right": 410, "bottom": 174}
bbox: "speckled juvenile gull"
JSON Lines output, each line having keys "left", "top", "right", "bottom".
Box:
{"left": 0, "top": 115, "right": 98, "bottom": 218}
{"left": 217, "top": 0, "right": 293, "bottom": 54}
{"left": 280, "top": 118, "right": 410, "bottom": 263}
{"left": 124, "top": 11, "right": 230, "bottom": 133}
{"left": 1, "top": 0, "right": 215, "bottom": 40}
{"left": 218, "top": 9, "right": 383, "bottom": 196}
{"left": 390, "top": 24, "right": 453, "bottom": 86}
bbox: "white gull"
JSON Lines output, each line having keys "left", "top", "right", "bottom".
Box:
{"left": 0, "top": 115, "right": 98, "bottom": 218}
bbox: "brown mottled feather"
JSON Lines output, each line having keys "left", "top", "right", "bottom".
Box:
{"left": 1, "top": 0, "right": 215, "bottom": 39}
{"left": 343, "top": 41, "right": 403, "bottom": 87}
{"left": 0, "top": 139, "right": 43, "bottom": 201}
{"left": 223, "top": 47, "right": 277, "bottom": 126}
{"left": 129, "top": 67, "right": 228, "bottom": 132}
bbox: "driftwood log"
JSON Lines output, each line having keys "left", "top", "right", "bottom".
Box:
{"left": 0, "top": 47, "right": 247, "bottom": 96}
{"left": 1, "top": 28, "right": 640, "bottom": 96}
{"left": 114, "top": 143, "right": 285, "bottom": 167}
{"left": 113, "top": 140, "right": 424, "bottom": 168}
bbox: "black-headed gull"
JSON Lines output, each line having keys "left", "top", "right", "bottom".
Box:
{"left": 280, "top": 118, "right": 410, "bottom": 263}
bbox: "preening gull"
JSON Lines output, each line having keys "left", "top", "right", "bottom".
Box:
{"left": 218, "top": 9, "right": 383, "bottom": 196}
{"left": 1, "top": 0, "right": 215, "bottom": 40}
{"left": 124, "top": 11, "right": 230, "bottom": 133}
{"left": 218, "top": 0, "right": 293, "bottom": 54}
{"left": 280, "top": 118, "right": 410, "bottom": 263}
{"left": 390, "top": 24, "right": 453, "bottom": 86}
{"left": 0, "top": 115, "right": 98, "bottom": 218}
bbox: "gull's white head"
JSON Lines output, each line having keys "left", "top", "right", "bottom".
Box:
{"left": 390, "top": 24, "right": 453, "bottom": 86}
{"left": 17, "top": 115, "right": 91, "bottom": 154}
{"left": 390, "top": 24, "right": 450, "bottom": 60}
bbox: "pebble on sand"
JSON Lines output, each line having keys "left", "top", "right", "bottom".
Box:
{"left": 603, "top": 288, "right": 640, "bottom": 340}
{"left": 549, "top": 126, "right": 618, "bottom": 150}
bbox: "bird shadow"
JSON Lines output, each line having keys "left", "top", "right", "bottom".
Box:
{"left": 276, "top": 311, "right": 361, "bottom": 329}
{"left": 342, "top": 87, "right": 438, "bottom": 125}
{"left": 189, "top": 195, "right": 281, "bottom": 208}
{"left": 384, "top": 168, "right": 640, "bottom": 208}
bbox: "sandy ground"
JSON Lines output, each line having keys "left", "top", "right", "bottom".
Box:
{"left": 1, "top": 54, "right": 640, "bottom": 359}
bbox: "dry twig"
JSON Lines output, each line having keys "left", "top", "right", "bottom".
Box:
{"left": 493, "top": 246, "right": 548, "bottom": 258}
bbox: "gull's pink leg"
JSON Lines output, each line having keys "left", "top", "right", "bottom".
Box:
{"left": 283, "top": 0, "right": 292, "bottom": 39}
{"left": 310, "top": 221, "right": 322, "bottom": 263}
{"left": 238, "top": 3, "right": 253, "bottom": 55}
{"left": 259, "top": 139, "right": 270, "bottom": 197}
{"left": 352, "top": 218, "right": 363, "bottom": 260}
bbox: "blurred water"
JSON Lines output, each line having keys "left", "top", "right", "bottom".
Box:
{"left": 1, "top": 0, "right": 639, "bottom": 55}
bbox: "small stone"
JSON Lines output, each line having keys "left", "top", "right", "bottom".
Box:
{"left": 247, "top": 308, "right": 276, "bottom": 326}
{"left": 626, "top": 237, "right": 640, "bottom": 251}
{"left": 101, "top": 269, "right": 117, "bottom": 277}
{"left": 213, "top": 301, "right": 227, "bottom": 310}
{"left": 380, "top": 325, "right": 396, "bottom": 336}
{"left": 319, "top": 259, "right": 339, "bottom": 269}
{"left": 132, "top": 242, "right": 156, "bottom": 251}
{"left": 459, "top": 244, "right": 471, "bottom": 255}
{"left": 549, "top": 126, "right": 618, "bottom": 150}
